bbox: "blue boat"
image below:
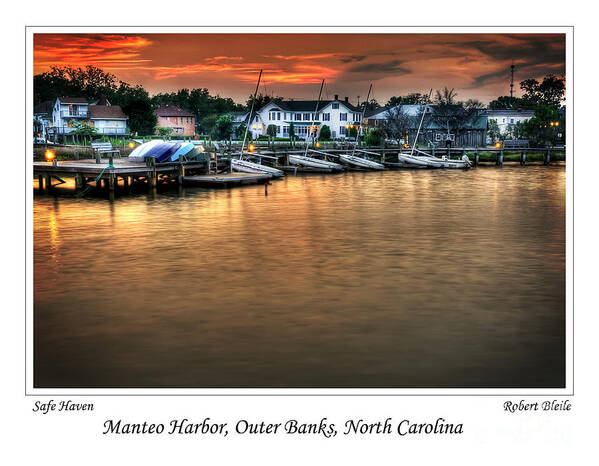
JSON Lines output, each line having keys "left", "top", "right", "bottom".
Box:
{"left": 144, "top": 142, "right": 180, "bottom": 163}
{"left": 170, "top": 142, "right": 195, "bottom": 162}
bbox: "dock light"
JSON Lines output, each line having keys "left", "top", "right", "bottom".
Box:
{"left": 249, "top": 144, "right": 255, "bottom": 152}
{"left": 315, "top": 141, "right": 320, "bottom": 148}
{"left": 550, "top": 122, "right": 554, "bottom": 126}
{"left": 128, "top": 142, "right": 135, "bottom": 148}
{"left": 495, "top": 142, "right": 501, "bottom": 149}
{"left": 44, "top": 150, "right": 55, "bottom": 162}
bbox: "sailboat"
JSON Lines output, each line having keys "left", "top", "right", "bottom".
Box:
{"left": 231, "top": 69, "right": 284, "bottom": 177}
{"left": 288, "top": 79, "right": 344, "bottom": 172}
{"left": 396, "top": 94, "right": 471, "bottom": 169}
{"left": 337, "top": 83, "right": 385, "bottom": 170}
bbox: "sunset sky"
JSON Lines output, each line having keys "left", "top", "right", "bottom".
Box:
{"left": 33, "top": 33, "right": 565, "bottom": 105}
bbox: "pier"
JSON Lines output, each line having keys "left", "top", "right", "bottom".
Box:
{"left": 34, "top": 145, "right": 566, "bottom": 200}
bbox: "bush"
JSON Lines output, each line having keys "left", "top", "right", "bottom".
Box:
{"left": 364, "top": 127, "right": 384, "bottom": 146}
{"left": 319, "top": 125, "right": 331, "bottom": 140}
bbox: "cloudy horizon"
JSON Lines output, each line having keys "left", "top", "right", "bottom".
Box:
{"left": 33, "top": 33, "right": 565, "bottom": 105}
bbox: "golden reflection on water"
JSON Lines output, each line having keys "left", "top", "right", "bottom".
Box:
{"left": 34, "top": 165, "right": 566, "bottom": 388}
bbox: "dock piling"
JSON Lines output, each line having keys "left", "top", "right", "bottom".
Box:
{"left": 38, "top": 175, "right": 44, "bottom": 193}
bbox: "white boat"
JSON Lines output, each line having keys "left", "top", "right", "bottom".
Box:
{"left": 397, "top": 150, "right": 471, "bottom": 169}
{"left": 338, "top": 83, "right": 386, "bottom": 171}
{"left": 339, "top": 153, "right": 385, "bottom": 170}
{"left": 231, "top": 158, "right": 284, "bottom": 177}
{"left": 289, "top": 154, "right": 344, "bottom": 170}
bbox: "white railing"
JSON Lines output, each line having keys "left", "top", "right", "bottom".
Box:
{"left": 61, "top": 110, "right": 88, "bottom": 118}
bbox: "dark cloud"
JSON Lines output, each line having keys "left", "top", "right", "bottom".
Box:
{"left": 348, "top": 59, "right": 411, "bottom": 75}
{"left": 465, "top": 35, "right": 565, "bottom": 87}
{"left": 339, "top": 55, "right": 366, "bottom": 63}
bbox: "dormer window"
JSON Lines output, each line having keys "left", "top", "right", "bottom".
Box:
{"left": 332, "top": 103, "right": 339, "bottom": 109}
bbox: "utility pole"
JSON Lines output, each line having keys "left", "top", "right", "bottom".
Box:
{"left": 510, "top": 60, "right": 515, "bottom": 99}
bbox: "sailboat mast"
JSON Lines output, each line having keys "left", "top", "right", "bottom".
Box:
{"left": 240, "top": 69, "right": 262, "bottom": 159}
{"left": 410, "top": 89, "right": 432, "bottom": 157}
{"left": 351, "top": 83, "right": 372, "bottom": 157}
{"left": 304, "top": 79, "right": 325, "bottom": 157}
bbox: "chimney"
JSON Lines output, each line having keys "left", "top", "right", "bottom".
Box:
{"left": 345, "top": 96, "right": 349, "bottom": 102}
{"left": 334, "top": 94, "right": 339, "bottom": 100}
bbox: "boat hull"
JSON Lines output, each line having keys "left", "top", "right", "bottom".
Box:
{"left": 289, "top": 155, "right": 343, "bottom": 170}
{"left": 339, "top": 154, "right": 385, "bottom": 170}
{"left": 397, "top": 153, "right": 471, "bottom": 169}
{"left": 231, "top": 158, "right": 284, "bottom": 177}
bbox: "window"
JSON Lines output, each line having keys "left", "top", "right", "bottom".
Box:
{"left": 276, "top": 126, "right": 280, "bottom": 134}
{"left": 340, "top": 113, "right": 347, "bottom": 121}
{"left": 502, "top": 118, "right": 505, "bottom": 123}
{"left": 340, "top": 126, "right": 346, "bottom": 135}
{"left": 303, "top": 113, "right": 311, "bottom": 120}
{"left": 510, "top": 118, "right": 514, "bottom": 124}
{"left": 322, "top": 113, "right": 330, "bottom": 121}
{"left": 166, "top": 116, "right": 170, "bottom": 121}
{"left": 332, "top": 103, "right": 339, "bottom": 109}
{"left": 314, "top": 113, "right": 319, "bottom": 121}
{"left": 353, "top": 113, "right": 360, "bottom": 121}
{"left": 283, "top": 126, "right": 289, "bottom": 135}
{"left": 277, "top": 112, "right": 281, "bottom": 120}
{"left": 295, "top": 113, "right": 301, "bottom": 121}
{"left": 332, "top": 130, "right": 336, "bottom": 138}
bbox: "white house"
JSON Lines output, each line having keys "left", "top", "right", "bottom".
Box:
{"left": 48, "top": 97, "right": 128, "bottom": 136}
{"left": 486, "top": 109, "right": 535, "bottom": 134}
{"left": 251, "top": 95, "right": 362, "bottom": 140}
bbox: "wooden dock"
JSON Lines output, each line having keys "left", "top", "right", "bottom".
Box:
{"left": 34, "top": 157, "right": 207, "bottom": 199}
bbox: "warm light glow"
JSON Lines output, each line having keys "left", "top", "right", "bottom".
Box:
{"left": 550, "top": 122, "right": 554, "bottom": 126}
{"left": 495, "top": 142, "right": 501, "bottom": 149}
{"left": 555, "top": 121, "right": 559, "bottom": 126}
{"left": 45, "top": 150, "right": 55, "bottom": 161}
{"left": 315, "top": 141, "right": 320, "bottom": 148}
{"left": 248, "top": 144, "right": 255, "bottom": 152}
{"left": 128, "top": 142, "right": 135, "bottom": 148}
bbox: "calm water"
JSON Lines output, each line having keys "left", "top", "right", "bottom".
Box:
{"left": 34, "top": 165, "right": 566, "bottom": 388}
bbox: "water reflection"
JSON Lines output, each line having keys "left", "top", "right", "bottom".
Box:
{"left": 34, "top": 166, "right": 566, "bottom": 388}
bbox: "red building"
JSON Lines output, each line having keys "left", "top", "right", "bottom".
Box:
{"left": 154, "top": 105, "right": 195, "bottom": 136}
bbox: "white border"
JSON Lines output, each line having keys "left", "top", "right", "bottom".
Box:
{"left": 25, "top": 25, "right": 574, "bottom": 396}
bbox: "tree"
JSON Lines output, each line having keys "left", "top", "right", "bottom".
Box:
{"left": 70, "top": 121, "right": 99, "bottom": 140}
{"left": 387, "top": 93, "right": 431, "bottom": 107}
{"left": 487, "top": 119, "right": 501, "bottom": 142}
{"left": 434, "top": 87, "right": 458, "bottom": 105}
{"left": 319, "top": 125, "right": 331, "bottom": 140}
{"left": 247, "top": 93, "right": 283, "bottom": 111}
{"left": 289, "top": 123, "right": 296, "bottom": 147}
{"left": 155, "top": 126, "right": 173, "bottom": 138}
{"left": 381, "top": 106, "right": 417, "bottom": 141}
{"left": 488, "top": 96, "right": 527, "bottom": 110}
{"left": 430, "top": 93, "right": 485, "bottom": 145}
{"left": 122, "top": 98, "right": 156, "bottom": 135}
{"left": 266, "top": 124, "right": 277, "bottom": 138}
{"left": 211, "top": 115, "right": 234, "bottom": 140}
{"left": 364, "top": 127, "right": 384, "bottom": 146}
{"left": 346, "top": 125, "right": 358, "bottom": 138}
{"left": 200, "top": 114, "right": 218, "bottom": 135}
{"left": 520, "top": 75, "right": 565, "bottom": 109}
{"left": 235, "top": 123, "right": 247, "bottom": 140}
{"left": 521, "top": 104, "right": 564, "bottom": 146}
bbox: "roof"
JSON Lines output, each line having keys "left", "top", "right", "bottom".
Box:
{"left": 366, "top": 104, "right": 433, "bottom": 118}
{"left": 88, "top": 105, "right": 128, "bottom": 120}
{"left": 154, "top": 105, "right": 195, "bottom": 117}
{"left": 34, "top": 100, "right": 54, "bottom": 115}
{"left": 485, "top": 109, "right": 535, "bottom": 117}
{"left": 58, "top": 97, "right": 89, "bottom": 104}
{"left": 261, "top": 99, "right": 360, "bottom": 113}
